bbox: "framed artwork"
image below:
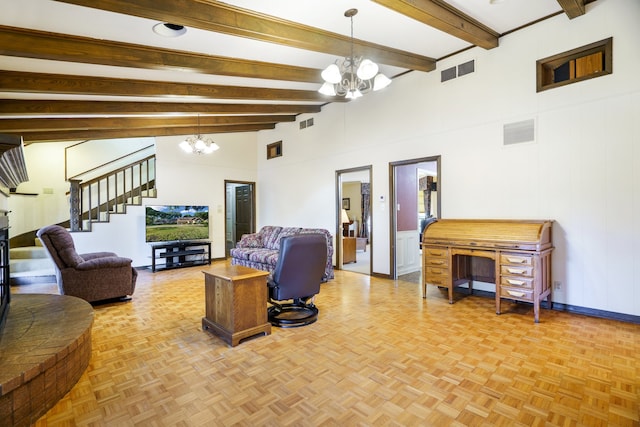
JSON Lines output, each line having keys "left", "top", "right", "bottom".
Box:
{"left": 342, "top": 198, "right": 350, "bottom": 210}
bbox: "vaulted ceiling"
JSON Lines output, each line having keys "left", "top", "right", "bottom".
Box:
{"left": 0, "top": 0, "right": 588, "bottom": 144}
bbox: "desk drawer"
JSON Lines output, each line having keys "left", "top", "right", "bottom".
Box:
{"left": 500, "top": 287, "right": 534, "bottom": 302}
{"left": 500, "top": 265, "right": 534, "bottom": 277}
{"left": 500, "top": 254, "right": 533, "bottom": 266}
{"left": 424, "top": 247, "right": 448, "bottom": 258}
{"left": 425, "top": 267, "right": 449, "bottom": 286}
{"left": 425, "top": 257, "right": 448, "bottom": 267}
{"left": 500, "top": 276, "right": 534, "bottom": 289}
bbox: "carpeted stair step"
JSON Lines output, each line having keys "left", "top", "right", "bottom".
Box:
{"left": 9, "top": 245, "right": 49, "bottom": 259}
{"left": 10, "top": 245, "right": 56, "bottom": 285}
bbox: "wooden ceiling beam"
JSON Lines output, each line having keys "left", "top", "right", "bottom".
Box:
{"left": 0, "top": 100, "right": 322, "bottom": 116}
{"left": 555, "top": 0, "right": 586, "bottom": 19}
{"left": 371, "top": 0, "right": 499, "bottom": 49}
{"left": 0, "top": 25, "right": 321, "bottom": 83}
{"left": 0, "top": 115, "right": 296, "bottom": 133}
{"left": 0, "top": 71, "right": 344, "bottom": 102}
{"left": 15, "top": 123, "right": 276, "bottom": 143}
{"left": 52, "top": 0, "right": 436, "bottom": 72}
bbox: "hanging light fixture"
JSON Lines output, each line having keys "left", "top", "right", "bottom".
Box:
{"left": 318, "top": 8, "right": 391, "bottom": 99}
{"left": 179, "top": 114, "right": 220, "bottom": 154}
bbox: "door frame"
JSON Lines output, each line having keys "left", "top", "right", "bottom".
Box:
{"left": 335, "top": 165, "right": 372, "bottom": 272}
{"left": 389, "top": 156, "right": 441, "bottom": 279}
{"left": 224, "top": 180, "right": 256, "bottom": 258}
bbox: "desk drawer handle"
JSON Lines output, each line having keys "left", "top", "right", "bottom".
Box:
{"left": 430, "top": 270, "right": 443, "bottom": 275}
{"left": 431, "top": 260, "right": 445, "bottom": 265}
{"left": 507, "top": 290, "right": 526, "bottom": 298}
{"left": 507, "top": 268, "right": 526, "bottom": 275}
{"left": 507, "top": 257, "right": 527, "bottom": 264}
{"left": 507, "top": 279, "right": 525, "bottom": 286}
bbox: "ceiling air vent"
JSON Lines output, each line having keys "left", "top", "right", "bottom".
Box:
{"left": 503, "top": 119, "right": 535, "bottom": 145}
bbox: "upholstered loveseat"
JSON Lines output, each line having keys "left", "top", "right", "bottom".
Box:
{"left": 230, "top": 226, "right": 334, "bottom": 281}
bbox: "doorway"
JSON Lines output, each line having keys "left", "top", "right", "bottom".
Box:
{"left": 389, "top": 156, "right": 440, "bottom": 279}
{"left": 224, "top": 180, "right": 256, "bottom": 257}
{"left": 336, "top": 166, "right": 372, "bottom": 275}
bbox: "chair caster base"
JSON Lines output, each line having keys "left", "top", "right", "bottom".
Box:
{"left": 268, "top": 303, "right": 318, "bottom": 328}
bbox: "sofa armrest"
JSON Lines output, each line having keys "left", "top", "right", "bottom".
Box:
{"left": 236, "top": 233, "right": 263, "bottom": 248}
{"left": 76, "top": 256, "right": 132, "bottom": 270}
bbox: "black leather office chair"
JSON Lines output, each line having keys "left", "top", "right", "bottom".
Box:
{"left": 267, "top": 233, "right": 328, "bottom": 327}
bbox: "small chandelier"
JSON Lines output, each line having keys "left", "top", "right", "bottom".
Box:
{"left": 179, "top": 114, "right": 220, "bottom": 154}
{"left": 318, "top": 8, "right": 391, "bottom": 99}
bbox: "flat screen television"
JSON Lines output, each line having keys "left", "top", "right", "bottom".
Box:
{"left": 145, "top": 205, "right": 209, "bottom": 243}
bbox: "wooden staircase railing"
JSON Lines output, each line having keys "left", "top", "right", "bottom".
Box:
{"left": 69, "top": 155, "right": 156, "bottom": 232}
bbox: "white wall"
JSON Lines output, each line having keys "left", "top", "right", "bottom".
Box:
{"left": 11, "top": 0, "right": 639, "bottom": 317}
{"left": 254, "top": 0, "right": 640, "bottom": 316}
{"left": 9, "top": 141, "right": 77, "bottom": 238}
{"left": 13, "top": 132, "right": 258, "bottom": 266}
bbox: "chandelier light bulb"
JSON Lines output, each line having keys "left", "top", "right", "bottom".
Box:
{"left": 373, "top": 73, "right": 392, "bottom": 91}
{"left": 357, "top": 59, "right": 379, "bottom": 80}
{"left": 321, "top": 64, "right": 342, "bottom": 84}
{"left": 318, "top": 82, "right": 337, "bottom": 96}
{"left": 345, "top": 88, "right": 363, "bottom": 100}
{"left": 179, "top": 140, "right": 192, "bottom": 153}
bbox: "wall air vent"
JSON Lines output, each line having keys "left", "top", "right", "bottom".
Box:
{"left": 441, "top": 60, "right": 475, "bottom": 83}
{"left": 299, "top": 118, "right": 314, "bottom": 130}
{"left": 503, "top": 119, "right": 535, "bottom": 146}
{"left": 441, "top": 66, "right": 456, "bottom": 82}
{"left": 458, "top": 60, "right": 475, "bottom": 77}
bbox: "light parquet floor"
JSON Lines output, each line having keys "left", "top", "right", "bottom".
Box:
{"left": 13, "top": 261, "right": 640, "bottom": 426}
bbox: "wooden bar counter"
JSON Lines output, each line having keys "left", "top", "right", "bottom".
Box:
{"left": 422, "top": 219, "right": 553, "bottom": 322}
{"left": 202, "top": 265, "right": 271, "bottom": 346}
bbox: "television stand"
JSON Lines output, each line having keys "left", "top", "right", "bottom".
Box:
{"left": 151, "top": 241, "right": 211, "bottom": 272}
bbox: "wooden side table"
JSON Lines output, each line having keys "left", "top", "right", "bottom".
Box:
{"left": 202, "top": 265, "right": 271, "bottom": 346}
{"left": 343, "top": 237, "right": 356, "bottom": 264}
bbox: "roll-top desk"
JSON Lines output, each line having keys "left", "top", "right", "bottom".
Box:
{"left": 422, "top": 219, "right": 553, "bottom": 322}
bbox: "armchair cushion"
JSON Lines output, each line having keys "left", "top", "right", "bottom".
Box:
{"left": 80, "top": 251, "right": 118, "bottom": 260}
{"left": 76, "top": 256, "right": 135, "bottom": 271}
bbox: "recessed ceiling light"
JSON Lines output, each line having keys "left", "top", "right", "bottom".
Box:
{"left": 153, "top": 23, "right": 187, "bottom": 37}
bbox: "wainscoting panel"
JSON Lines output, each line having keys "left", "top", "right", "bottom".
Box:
{"left": 396, "top": 229, "right": 421, "bottom": 276}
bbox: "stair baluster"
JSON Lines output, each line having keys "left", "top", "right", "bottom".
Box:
{"left": 69, "top": 156, "right": 156, "bottom": 231}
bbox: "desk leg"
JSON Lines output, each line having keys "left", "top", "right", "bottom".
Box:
{"left": 495, "top": 260, "right": 501, "bottom": 315}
